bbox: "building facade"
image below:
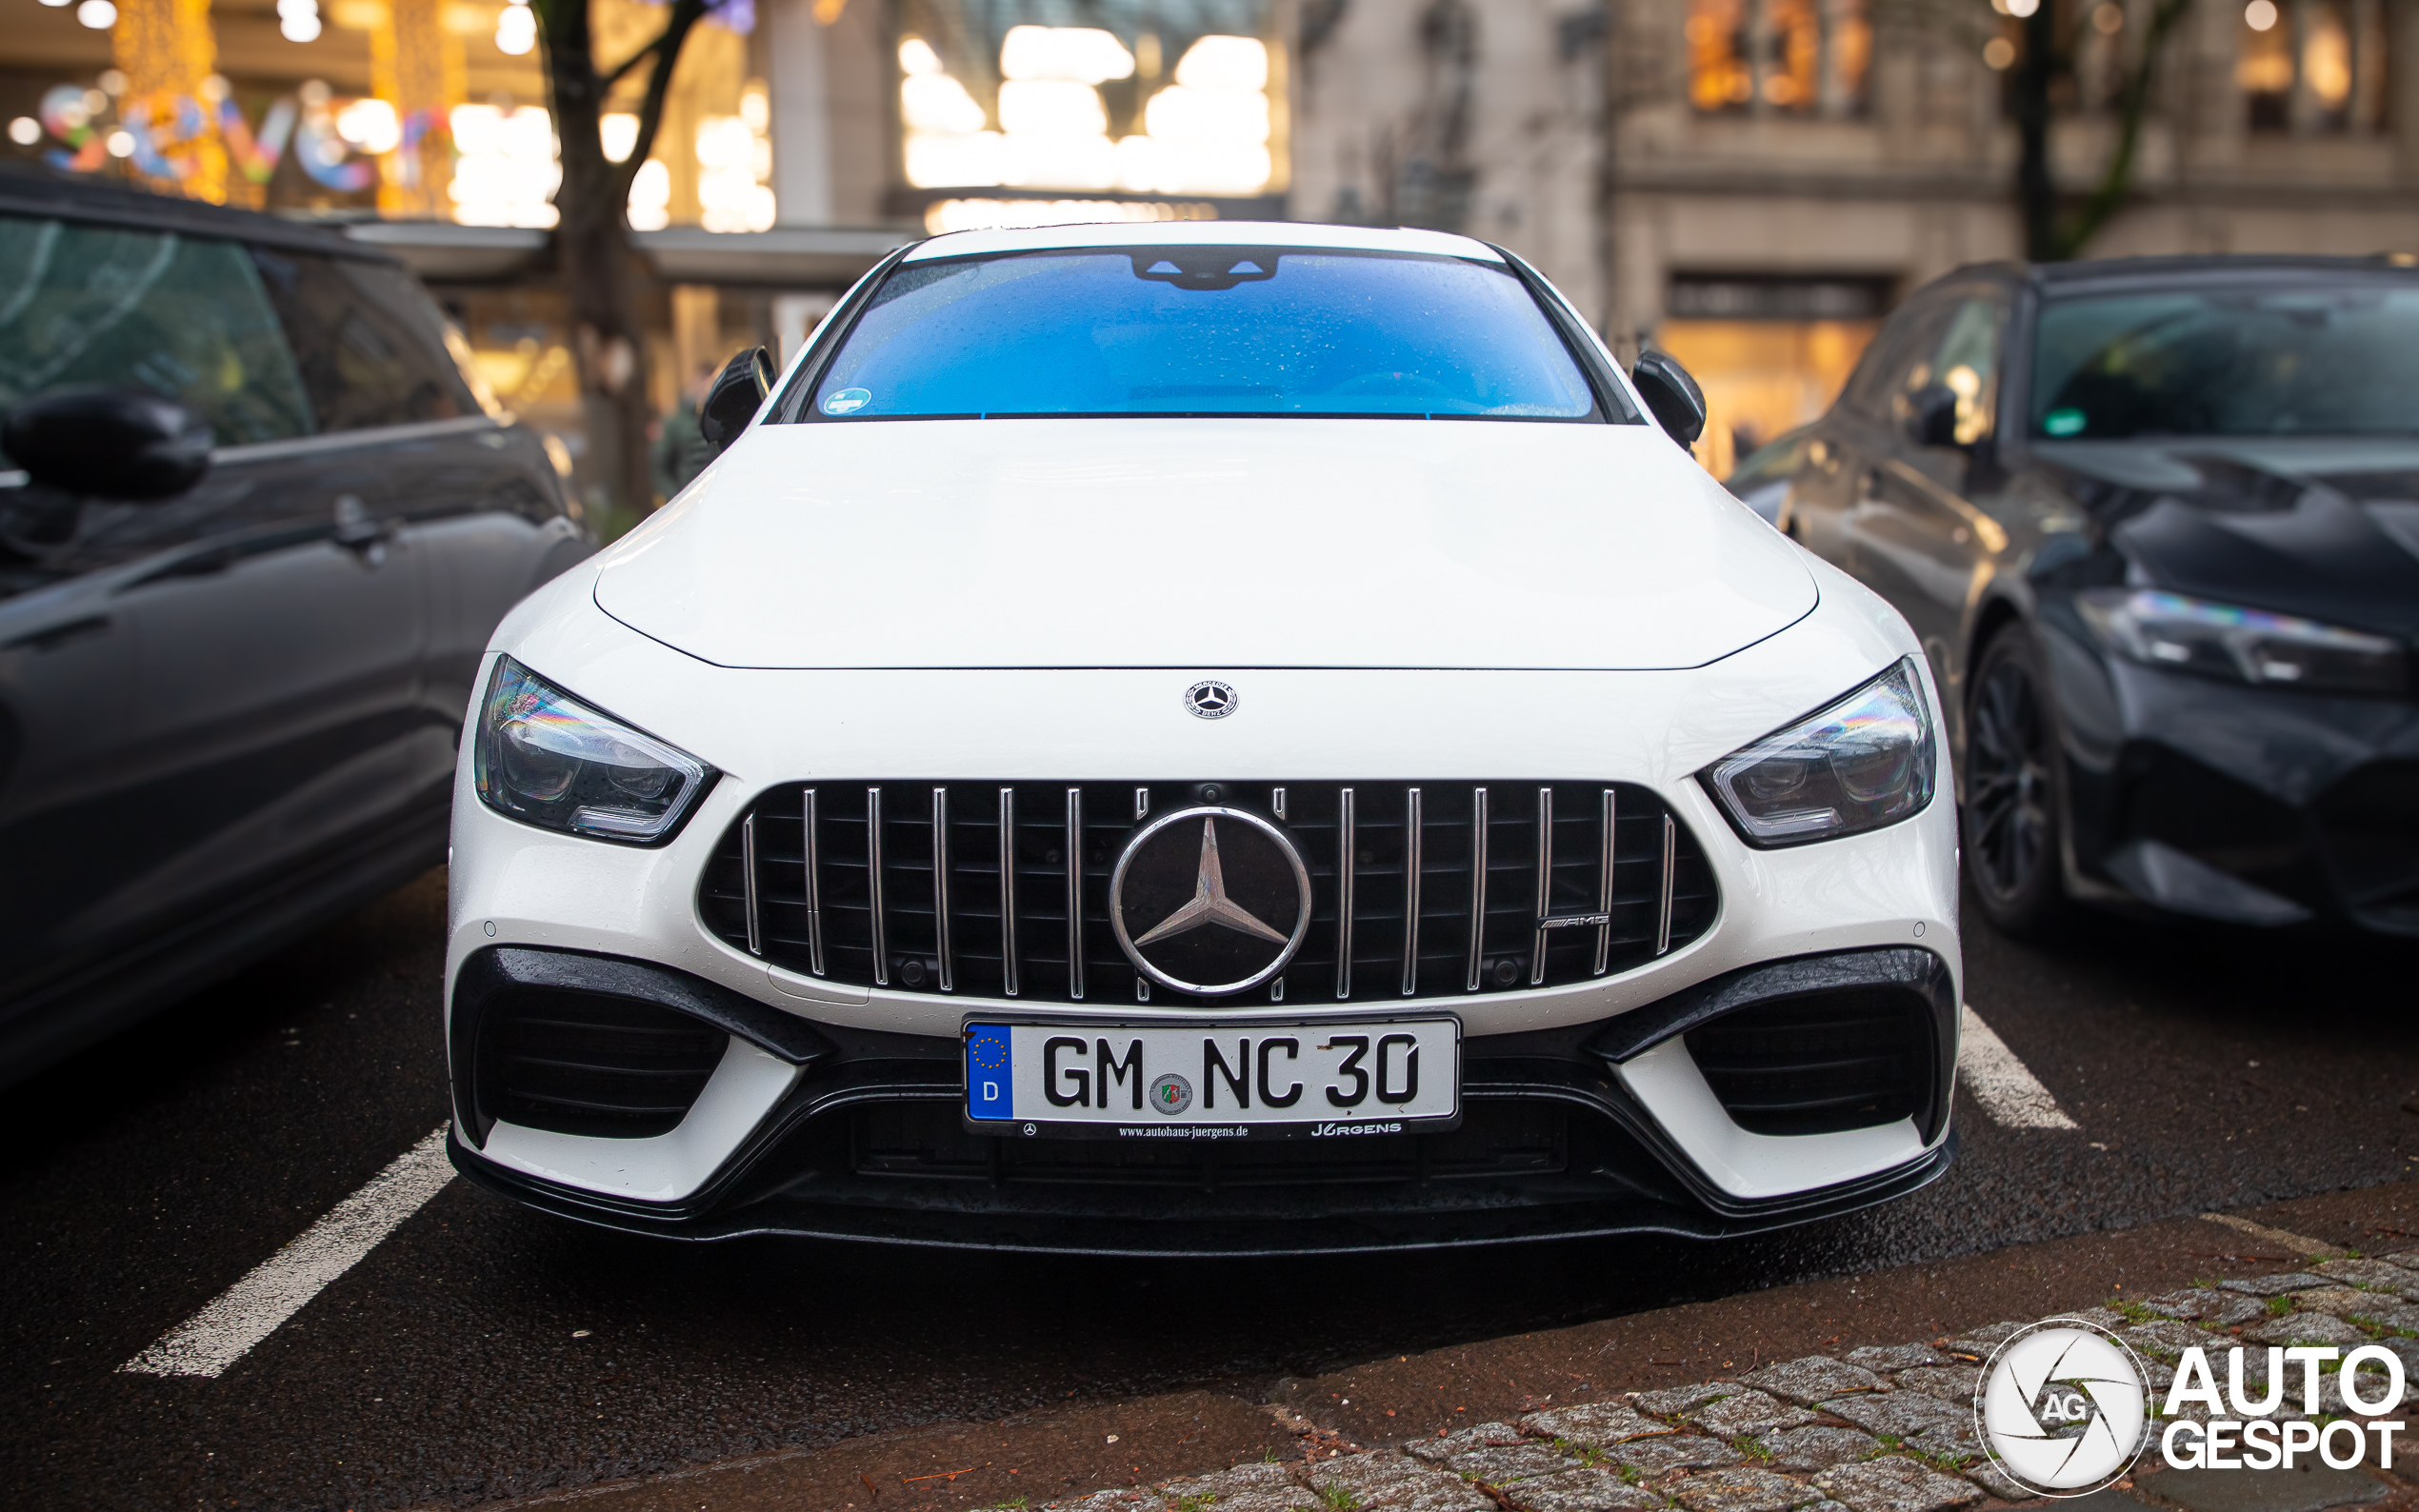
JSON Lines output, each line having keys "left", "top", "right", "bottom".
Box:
{"left": 9, "top": 0, "right": 2418, "bottom": 487}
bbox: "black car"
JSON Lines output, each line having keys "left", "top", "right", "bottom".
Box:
{"left": 1775, "top": 253, "right": 2419, "bottom": 938}
{"left": 0, "top": 172, "right": 591, "bottom": 1080}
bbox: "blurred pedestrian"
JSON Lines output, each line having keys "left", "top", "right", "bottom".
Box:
{"left": 651, "top": 360, "right": 718, "bottom": 502}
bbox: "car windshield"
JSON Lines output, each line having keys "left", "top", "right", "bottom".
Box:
{"left": 2030, "top": 281, "right": 2419, "bottom": 439}
{"left": 792, "top": 246, "right": 1614, "bottom": 421}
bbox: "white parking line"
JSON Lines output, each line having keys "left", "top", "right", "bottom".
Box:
{"left": 1959, "top": 1004, "right": 2080, "bottom": 1130}
{"left": 121, "top": 1124, "right": 454, "bottom": 1380}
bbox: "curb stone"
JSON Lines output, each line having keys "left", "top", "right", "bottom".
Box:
{"left": 997, "top": 1257, "right": 2419, "bottom": 1512}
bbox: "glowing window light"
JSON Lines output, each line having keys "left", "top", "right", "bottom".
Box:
{"left": 997, "top": 79, "right": 1107, "bottom": 136}
{"left": 923, "top": 197, "right": 1214, "bottom": 234}
{"left": 448, "top": 102, "right": 559, "bottom": 227}
{"left": 1172, "top": 35, "right": 1268, "bottom": 90}
{"left": 904, "top": 27, "right": 1272, "bottom": 197}
{"left": 695, "top": 113, "right": 751, "bottom": 170}
{"left": 902, "top": 73, "right": 986, "bottom": 133}
{"left": 904, "top": 129, "right": 1004, "bottom": 188}
{"left": 335, "top": 96, "right": 401, "bottom": 153}
{"left": 1142, "top": 84, "right": 1269, "bottom": 145}
{"left": 628, "top": 157, "right": 670, "bottom": 229}
{"left": 1116, "top": 136, "right": 1269, "bottom": 195}
{"left": 695, "top": 108, "right": 775, "bottom": 231}
{"left": 601, "top": 111, "right": 638, "bottom": 162}
{"left": 1000, "top": 25, "right": 1134, "bottom": 83}
{"left": 1000, "top": 131, "right": 1116, "bottom": 189}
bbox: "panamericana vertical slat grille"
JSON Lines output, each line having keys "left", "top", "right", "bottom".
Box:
{"left": 698, "top": 782, "right": 1717, "bottom": 1005}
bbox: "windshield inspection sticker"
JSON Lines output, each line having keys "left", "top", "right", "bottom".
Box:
{"left": 822, "top": 387, "right": 872, "bottom": 415}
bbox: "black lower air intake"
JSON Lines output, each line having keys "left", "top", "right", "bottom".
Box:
{"left": 1684, "top": 987, "right": 1936, "bottom": 1136}
{"left": 479, "top": 988, "right": 728, "bottom": 1139}
{"left": 450, "top": 947, "right": 835, "bottom": 1146}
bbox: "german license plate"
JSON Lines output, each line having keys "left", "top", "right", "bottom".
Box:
{"left": 963, "top": 1018, "right": 1460, "bottom": 1138}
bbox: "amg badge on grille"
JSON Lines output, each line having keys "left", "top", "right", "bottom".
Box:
{"left": 1110, "top": 806, "right": 1310, "bottom": 995}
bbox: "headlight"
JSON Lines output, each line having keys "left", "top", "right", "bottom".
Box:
{"left": 473, "top": 657, "right": 711, "bottom": 843}
{"left": 1703, "top": 659, "right": 1938, "bottom": 846}
{"left": 2076, "top": 587, "right": 2406, "bottom": 697}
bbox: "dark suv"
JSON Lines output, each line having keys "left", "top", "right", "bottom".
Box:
{"left": 1775, "top": 254, "right": 2419, "bottom": 938}
{"left": 0, "top": 172, "right": 590, "bottom": 1079}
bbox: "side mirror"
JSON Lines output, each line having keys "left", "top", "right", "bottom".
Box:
{"left": 1905, "top": 383, "right": 1962, "bottom": 448}
{"left": 1631, "top": 349, "right": 1707, "bottom": 448}
{"left": 2, "top": 387, "right": 212, "bottom": 499}
{"left": 698, "top": 346, "right": 776, "bottom": 458}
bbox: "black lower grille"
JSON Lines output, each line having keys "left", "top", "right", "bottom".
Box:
{"left": 2313, "top": 761, "right": 2419, "bottom": 933}
{"left": 848, "top": 1100, "right": 1568, "bottom": 1187}
{"left": 698, "top": 780, "right": 1718, "bottom": 1005}
{"left": 481, "top": 988, "right": 728, "bottom": 1138}
{"left": 1684, "top": 988, "right": 1934, "bottom": 1135}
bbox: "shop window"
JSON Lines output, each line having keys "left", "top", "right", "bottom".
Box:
{"left": 1688, "top": 0, "right": 1869, "bottom": 116}
{"left": 1659, "top": 274, "right": 1889, "bottom": 477}
{"left": 895, "top": 1, "right": 1280, "bottom": 201}
{"left": 2240, "top": 0, "right": 2388, "bottom": 133}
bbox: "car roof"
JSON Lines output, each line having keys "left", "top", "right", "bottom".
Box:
{"left": 0, "top": 165, "right": 398, "bottom": 263}
{"left": 902, "top": 219, "right": 1504, "bottom": 264}
{"left": 2026, "top": 252, "right": 2419, "bottom": 296}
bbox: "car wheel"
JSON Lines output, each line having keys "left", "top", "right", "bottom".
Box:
{"left": 1964, "top": 625, "right": 2067, "bottom": 937}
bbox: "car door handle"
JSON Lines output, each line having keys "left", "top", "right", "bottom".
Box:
{"left": 332, "top": 494, "right": 397, "bottom": 559}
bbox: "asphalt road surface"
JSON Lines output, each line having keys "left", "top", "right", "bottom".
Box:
{"left": 4, "top": 869, "right": 2414, "bottom": 1512}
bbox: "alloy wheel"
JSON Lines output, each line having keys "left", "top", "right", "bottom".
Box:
{"left": 1966, "top": 647, "right": 2055, "bottom": 907}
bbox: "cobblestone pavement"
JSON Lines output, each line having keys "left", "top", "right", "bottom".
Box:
{"left": 1015, "top": 1246, "right": 2419, "bottom": 1512}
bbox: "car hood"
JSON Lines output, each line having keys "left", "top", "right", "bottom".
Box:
{"left": 592, "top": 419, "right": 1817, "bottom": 669}
{"left": 2039, "top": 437, "right": 2419, "bottom": 638}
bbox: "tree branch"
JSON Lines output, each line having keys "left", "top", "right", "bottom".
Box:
{"left": 601, "top": 32, "right": 665, "bottom": 91}
{"left": 612, "top": 0, "right": 710, "bottom": 203}
{"left": 2056, "top": 0, "right": 2193, "bottom": 256}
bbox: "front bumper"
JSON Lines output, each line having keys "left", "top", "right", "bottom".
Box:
{"left": 2040, "top": 622, "right": 2419, "bottom": 932}
{"left": 446, "top": 563, "right": 1964, "bottom": 1253}
{"left": 445, "top": 942, "right": 1960, "bottom": 1255}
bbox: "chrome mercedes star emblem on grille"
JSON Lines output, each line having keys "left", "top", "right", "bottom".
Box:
{"left": 1109, "top": 805, "right": 1311, "bottom": 996}
{"left": 1184, "top": 680, "right": 1238, "bottom": 719}
{"left": 1135, "top": 819, "right": 1289, "bottom": 946}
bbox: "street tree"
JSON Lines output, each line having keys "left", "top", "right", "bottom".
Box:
{"left": 530, "top": 0, "right": 718, "bottom": 522}
{"left": 2009, "top": 0, "right": 2193, "bottom": 259}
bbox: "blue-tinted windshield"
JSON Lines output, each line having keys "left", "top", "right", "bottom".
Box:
{"left": 793, "top": 247, "right": 1615, "bottom": 421}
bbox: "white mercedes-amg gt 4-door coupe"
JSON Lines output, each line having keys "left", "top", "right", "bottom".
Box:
{"left": 444, "top": 222, "right": 1960, "bottom": 1254}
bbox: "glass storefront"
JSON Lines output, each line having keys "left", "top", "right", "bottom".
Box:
{"left": 893, "top": 0, "right": 1284, "bottom": 229}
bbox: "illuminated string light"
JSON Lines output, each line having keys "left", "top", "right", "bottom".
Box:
{"left": 494, "top": 0, "right": 536, "bottom": 56}
{"left": 278, "top": 0, "right": 322, "bottom": 44}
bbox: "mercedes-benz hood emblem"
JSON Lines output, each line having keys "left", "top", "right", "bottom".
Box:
{"left": 1110, "top": 806, "right": 1310, "bottom": 995}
